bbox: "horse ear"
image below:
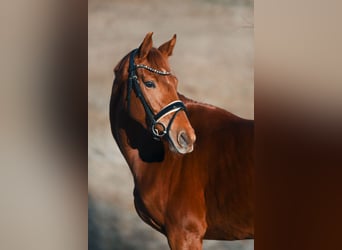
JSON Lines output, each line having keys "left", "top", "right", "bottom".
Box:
{"left": 138, "top": 32, "right": 153, "bottom": 59}
{"left": 158, "top": 34, "right": 177, "bottom": 57}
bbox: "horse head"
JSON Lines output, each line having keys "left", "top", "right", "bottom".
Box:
{"left": 113, "top": 32, "right": 196, "bottom": 154}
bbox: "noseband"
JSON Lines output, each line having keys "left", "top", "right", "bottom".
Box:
{"left": 127, "top": 49, "right": 187, "bottom": 140}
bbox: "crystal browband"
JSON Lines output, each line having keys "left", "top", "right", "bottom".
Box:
{"left": 135, "top": 64, "right": 171, "bottom": 76}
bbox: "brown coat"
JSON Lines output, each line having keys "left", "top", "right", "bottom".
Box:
{"left": 110, "top": 33, "right": 254, "bottom": 250}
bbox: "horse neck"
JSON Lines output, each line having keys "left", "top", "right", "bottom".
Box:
{"left": 110, "top": 85, "right": 178, "bottom": 181}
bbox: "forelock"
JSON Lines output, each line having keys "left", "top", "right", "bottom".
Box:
{"left": 146, "top": 48, "right": 169, "bottom": 70}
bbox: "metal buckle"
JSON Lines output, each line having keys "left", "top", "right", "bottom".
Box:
{"left": 151, "top": 122, "right": 167, "bottom": 138}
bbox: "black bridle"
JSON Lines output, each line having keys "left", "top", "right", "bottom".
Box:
{"left": 127, "top": 48, "right": 187, "bottom": 140}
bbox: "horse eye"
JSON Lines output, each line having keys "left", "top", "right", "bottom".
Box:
{"left": 144, "top": 81, "right": 156, "bottom": 88}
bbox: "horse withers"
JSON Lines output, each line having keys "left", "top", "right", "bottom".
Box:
{"left": 110, "top": 32, "right": 254, "bottom": 250}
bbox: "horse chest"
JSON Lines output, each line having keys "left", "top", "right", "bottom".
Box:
{"left": 133, "top": 179, "right": 169, "bottom": 232}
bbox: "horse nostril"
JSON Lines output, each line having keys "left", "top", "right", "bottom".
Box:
{"left": 178, "top": 131, "right": 193, "bottom": 147}
{"left": 178, "top": 132, "right": 187, "bottom": 147}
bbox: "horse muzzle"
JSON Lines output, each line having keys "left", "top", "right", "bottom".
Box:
{"left": 168, "top": 122, "right": 196, "bottom": 154}
{"left": 176, "top": 130, "right": 196, "bottom": 153}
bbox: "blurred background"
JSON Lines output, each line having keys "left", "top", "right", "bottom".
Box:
{"left": 89, "top": 0, "right": 254, "bottom": 249}
{"left": 1, "top": 0, "right": 341, "bottom": 249}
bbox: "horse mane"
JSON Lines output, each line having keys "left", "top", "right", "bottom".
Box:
{"left": 178, "top": 93, "right": 214, "bottom": 108}
{"left": 178, "top": 92, "right": 252, "bottom": 123}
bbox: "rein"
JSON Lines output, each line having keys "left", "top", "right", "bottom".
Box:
{"left": 127, "top": 48, "right": 187, "bottom": 140}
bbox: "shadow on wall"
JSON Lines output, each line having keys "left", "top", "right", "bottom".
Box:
{"left": 89, "top": 194, "right": 254, "bottom": 250}
{"left": 89, "top": 195, "right": 136, "bottom": 250}
{"left": 88, "top": 194, "right": 254, "bottom": 250}
{"left": 89, "top": 194, "right": 169, "bottom": 250}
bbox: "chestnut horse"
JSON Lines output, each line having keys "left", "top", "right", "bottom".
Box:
{"left": 110, "top": 32, "right": 254, "bottom": 249}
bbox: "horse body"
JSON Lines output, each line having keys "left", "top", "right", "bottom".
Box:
{"left": 110, "top": 33, "right": 253, "bottom": 249}
{"left": 186, "top": 99, "right": 254, "bottom": 240}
